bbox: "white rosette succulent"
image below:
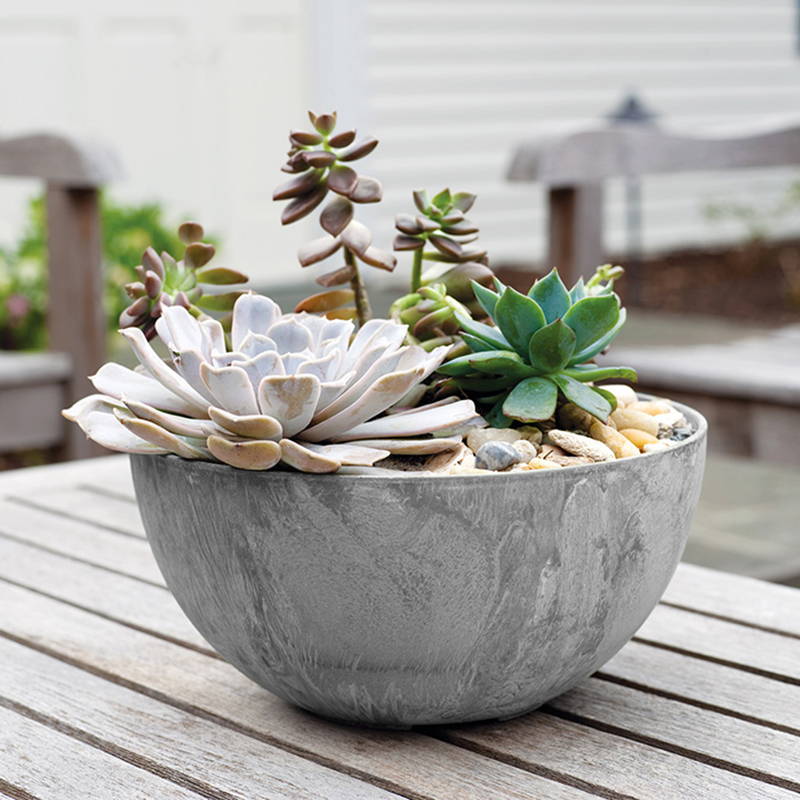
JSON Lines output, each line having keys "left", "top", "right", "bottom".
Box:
{"left": 64, "top": 294, "right": 483, "bottom": 472}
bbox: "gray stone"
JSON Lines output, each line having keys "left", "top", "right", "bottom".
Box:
{"left": 474, "top": 441, "right": 522, "bottom": 471}
{"left": 130, "top": 400, "right": 707, "bottom": 729}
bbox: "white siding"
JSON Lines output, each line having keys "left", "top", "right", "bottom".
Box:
{"left": 0, "top": 0, "right": 313, "bottom": 285}
{"left": 362, "top": 0, "right": 800, "bottom": 268}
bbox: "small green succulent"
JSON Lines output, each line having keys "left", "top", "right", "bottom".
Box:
{"left": 390, "top": 188, "right": 494, "bottom": 354}
{"left": 437, "top": 265, "right": 636, "bottom": 426}
{"left": 121, "top": 222, "right": 248, "bottom": 339}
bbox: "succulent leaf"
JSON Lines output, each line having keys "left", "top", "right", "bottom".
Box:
{"left": 502, "top": 377, "right": 558, "bottom": 422}
{"left": 527, "top": 319, "right": 576, "bottom": 374}
{"left": 527, "top": 268, "right": 571, "bottom": 323}
{"left": 493, "top": 287, "right": 546, "bottom": 357}
{"left": 550, "top": 373, "right": 612, "bottom": 421}
{"left": 562, "top": 294, "right": 620, "bottom": 354}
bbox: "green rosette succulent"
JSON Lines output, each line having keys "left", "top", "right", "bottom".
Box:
{"left": 437, "top": 265, "right": 636, "bottom": 426}
{"left": 121, "top": 222, "right": 248, "bottom": 339}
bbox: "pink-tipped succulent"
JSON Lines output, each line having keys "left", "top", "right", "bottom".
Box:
{"left": 65, "top": 294, "right": 482, "bottom": 473}
{"left": 391, "top": 189, "right": 495, "bottom": 355}
{"left": 273, "top": 111, "right": 396, "bottom": 326}
{"left": 120, "top": 221, "right": 248, "bottom": 339}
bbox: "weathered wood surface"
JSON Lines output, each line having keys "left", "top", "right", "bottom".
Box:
{"left": 0, "top": 455, "right": 798, "bottom": 799}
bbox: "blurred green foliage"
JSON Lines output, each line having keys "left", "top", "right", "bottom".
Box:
{"left": 0, "top": 194, "right": 189, "bottom": 351}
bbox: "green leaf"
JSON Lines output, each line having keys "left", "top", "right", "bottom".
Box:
{"left": 470, "top": 280, "right": 499, "bottom": 318}
{"left": 493, "top": 288, "right": 547, "bottom": 358}
{"left": 455, "top": 375, "right": 518, "bottom": 392}
{"left": 485, "top": 395, "right": 514, "bottom": 427}
{"left": 195, "top": 266, "right": 248, "bottom": 285}
{"left": 503, "top": 377, "right": 558, "bottom": 422}
{"left": 528, "top": 269, "right": 571, "bottom": 323}
{"left": 568, "top": 308, "right": 627, "bottom": 365}
{"left": 194, "top": 290, "right": 246, "bottom": 311}
{"left": 564, "top": 364, "right": 638, "bottom": 383}
{"left": 454, "top": 311, "right": 510, "bottom": 351}
{"left": 569, "top": 277, "right": 586, "bottom": 303}
{"left": 493, "top": 276, "right": 507, "bottom": 293}
{"left": 437, "top": 349, "right": 521, "bottom": 377}
{"left": 550, "top": 374, "right": 612, "bottom": 422}
{"left": 451, "top": 192, "right": 476, "bottom": 212}
{"left": 593, "top": 386, "right": 618, "bottom": 412}
{"left": 527, "top": 319, "right": 576, "bottom": 374}
{"left": 562, "top": 294, "right": 620, "bottom": 354}
{"left": 461, "top": 333, "right": 497, "bottom": 353}
{"left": 431, "top": 188, "right": 452, "bottom": 211}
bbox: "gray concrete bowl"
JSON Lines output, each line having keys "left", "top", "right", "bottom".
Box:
{"left": 131, "top": 401, "right": 707, "bottom": 728}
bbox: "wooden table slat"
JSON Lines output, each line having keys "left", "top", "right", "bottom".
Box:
{"left": 0, "top": 639, "right": 404, "bottom": 800}
{"left": 663, "top": 563, "right": 800, "bottom": 637}
{"left": 0, "top": 705, "right": 203, "bottom": 800}
{"left": 601, "top": 642, "right": 800, "bottom": 734}
{"left": 547, "top": 679, "right": 799, "bottom": 787}
{"left": 0, "top": 498, "right": 162, "bottom": 585}
{"left": 8, "top": 486, "right": 145, "bottom": 539}
{"left": 636, "top": 604, "right": 800, "bottom": 682}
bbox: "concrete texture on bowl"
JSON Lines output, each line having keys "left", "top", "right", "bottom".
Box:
{"left": 131, "top": 402, "right": 706, "bottom": 728}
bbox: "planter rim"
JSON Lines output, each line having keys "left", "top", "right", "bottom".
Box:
{"left": 140, "top": 398, "right": 706, "bottom": 484}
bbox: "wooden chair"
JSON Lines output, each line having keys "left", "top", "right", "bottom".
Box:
{"left": 0, "top": 133, "right": 122, "bottom": 460}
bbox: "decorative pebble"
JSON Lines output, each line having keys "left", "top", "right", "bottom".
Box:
{"left": 652, "top": 408, "right": 688, "bottom": 437}
{"left": 548, "top": 430, "right": 616, "bottom": 462}
{"left": 516, "top": 425, "right": 543, "bottom": 444}
{"left": 545, "top": 453, "right": 596, "bottom": 467}
{"left": 629, "top": 399, "right": 673, "bottom": 416}
{"left": 539, "top": 443, "right": 567, "bottom": 459}
{"left": 428, "top": 444, "right": 474, "bottom": 473}
{"left": 518, "top": 458, "right": 562, "bottom": 470}
{"left": 474, "top": 441, "right": 523, "bottom": 471}
{"left": 589, "top": 421, "right": 640, "bottom": 458}
{"left": 670, "top": 425, "right": 693, "bottom": 441}
{"left": 466, "top": 427, "right": 521, "bottom": 453}
{"left": 643, "top": 441, "right": 673, "bottom": 454}
{"left": 610, "top": 408, "right": 659, "bottom": 437}
{"left": 619, "top": 428, "right": 658, "bottom": 450}
{"left": 558, "top": 402, "right": 596, "bottom": 432}
{"left": 603, "top": 384, "right": 637, "bottom": 408}
{"left": 511, "top": 439, "right": 538, "bottom": 461}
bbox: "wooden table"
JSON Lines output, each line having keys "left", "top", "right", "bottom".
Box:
{"left": 1, "top": 456, "right": 797, "bottom": 800}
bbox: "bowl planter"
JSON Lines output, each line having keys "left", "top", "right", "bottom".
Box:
{"left": 131, "top": 400, "right": 706, "bottom": 729}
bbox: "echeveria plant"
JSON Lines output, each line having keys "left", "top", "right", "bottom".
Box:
{"left": 120, "top": 222, "right": 248, "bottom": 339}
{"left": 273, "top": 111, "right": 395, "bottom": 325}
{"left": 64, "top": 294, "right": 480, "bottom": 473}
{"left": 437, "top": 265, "right": 636, "bottom": 426}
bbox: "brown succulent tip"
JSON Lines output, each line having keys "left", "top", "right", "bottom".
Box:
{"left": 178, "top": 221, "right": 204, "bottom": 244}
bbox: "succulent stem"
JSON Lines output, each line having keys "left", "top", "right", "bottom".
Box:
{"left": 345, "top": 248, "right": 371, "bottom": 326}
{"left": 410, "top": 247, "right": 424, "bottom": 292}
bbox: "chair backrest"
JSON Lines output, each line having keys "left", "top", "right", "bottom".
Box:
{"left": 507, "top": 119, "right": 800, "bottom": 283}
{"left": 0, "top": 133, "right": 123, "bottom": 459}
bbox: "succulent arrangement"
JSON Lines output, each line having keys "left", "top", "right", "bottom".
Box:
{"left": 63, "top": 109, "right": 696, "bottom": 475}
{"left": 120, "top": 222, "right": 248, "bottom": 339}
{"left": 437, "top": 264, "right": 636, "bottom": 426}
